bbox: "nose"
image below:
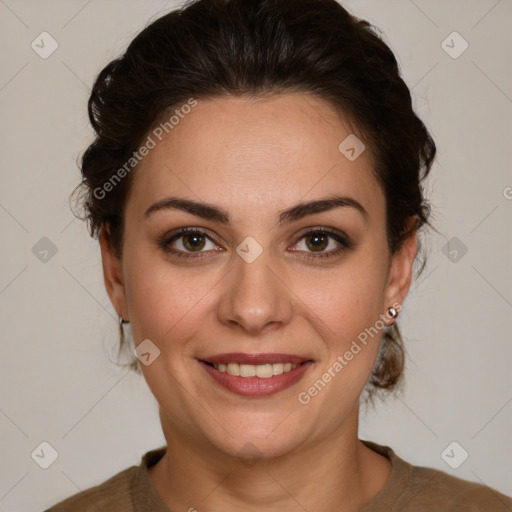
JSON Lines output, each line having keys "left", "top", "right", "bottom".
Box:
{"left": 216, "top": 247, "right": 295, "bottom": 336}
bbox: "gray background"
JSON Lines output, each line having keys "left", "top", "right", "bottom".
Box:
{"left": 0, "top": 0, "right": 511, "bottom": 510}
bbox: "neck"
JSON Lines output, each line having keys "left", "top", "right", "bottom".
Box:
{"left": 148, "top": 409, "right": 392, "bottom": 512}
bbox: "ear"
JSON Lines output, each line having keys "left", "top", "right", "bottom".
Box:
{"left": 99, "top": 224, "right": 128, "bottom": 321}
{"left": 383, "top": 218, "right": 418, "bottom": 323}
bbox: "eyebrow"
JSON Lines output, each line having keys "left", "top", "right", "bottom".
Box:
{"left": 144, "top": 195, "right": 369, "bottom": 225}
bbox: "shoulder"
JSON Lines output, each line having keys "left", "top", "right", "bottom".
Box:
{"left": 362, "top": 440, "right": 512, "bottom": 512}
{"left": 43, "top": 464, "right": 138, "bottom": 512}
{"left": 43, "top": 446, "right": 168, "bottom": 512}
{"left": 405, "top": 463, "right": 512, "bottom": 511}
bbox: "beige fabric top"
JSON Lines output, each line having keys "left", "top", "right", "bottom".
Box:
{"left": 44, "top": 440, "right": 512, "bottom": 511}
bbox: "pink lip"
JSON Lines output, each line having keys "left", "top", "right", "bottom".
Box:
{"left": 201, "top": 352, "right": 310, "bottom": 365}
{"left": 198, "top": 359, "right": 313, "bottom": 397}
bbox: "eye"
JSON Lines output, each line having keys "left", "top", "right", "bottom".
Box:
{"left": 159, "top": 226, "right": 352, "bottom": 261}
{"left": 159, "top": 228, "right": 220, "bottom": 258}
{"left": 290, "top": 228, "right": 352, "bottom": 259}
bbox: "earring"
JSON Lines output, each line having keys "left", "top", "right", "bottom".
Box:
{"left": 387, "top": 306, "right": 399, "bottom": 319}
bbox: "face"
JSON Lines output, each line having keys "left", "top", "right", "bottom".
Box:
{"left": 100, "top": 93, "right": 416, "bottom": 460}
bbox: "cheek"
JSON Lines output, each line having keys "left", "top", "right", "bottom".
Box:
{"left": 123, "top": 247, "right": 222, "bottom": 348}
{"left": 293, "top": 258, "right": 388, "bottom": 394}
{"left": 123, "top": 250, "right": 222, "bottom": 409}
{"left": 298, "top": 259, "right": 387, "bottom": 343}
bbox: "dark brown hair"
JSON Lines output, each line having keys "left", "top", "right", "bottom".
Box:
{"left": 73, "top": 0, "right": 436, "bottom": 399}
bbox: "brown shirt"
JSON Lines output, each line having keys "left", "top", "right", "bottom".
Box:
{"left": 44, "top": 440, "right": 512, "bottom": 511}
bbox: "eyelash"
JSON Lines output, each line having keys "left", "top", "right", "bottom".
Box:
{"left": 158, "top": 226, "right": 353, "bottom": 261}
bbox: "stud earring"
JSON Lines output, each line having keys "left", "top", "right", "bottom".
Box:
{"left": 387, "top": 306, "right": 399, "bottom": 319}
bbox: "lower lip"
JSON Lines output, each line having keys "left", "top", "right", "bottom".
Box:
{"left": 199, "top": 361, "right": 313, "bottom": 397}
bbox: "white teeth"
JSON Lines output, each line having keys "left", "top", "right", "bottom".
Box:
{"left": 239, "top": 364, "right": 256, "bottom": 377}
{"left": 255, "top": 364, "right": 273, "bottom": 378}
{"left": 226, "top": 363, "right": 240, "bottom": 376}
{"left": 212, "top": 362, "right": 299, "bottom": 378}
{"left": 272, "top": 363, "right": 284, "bottom": 375}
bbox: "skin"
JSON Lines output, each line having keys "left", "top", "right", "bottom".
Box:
{"left": 100, "top": 93, "right": 417, "bottom": 512}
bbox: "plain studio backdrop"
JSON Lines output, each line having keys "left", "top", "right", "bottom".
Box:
{"left": 0, "top": 1, "right": 511, "bottom": 510}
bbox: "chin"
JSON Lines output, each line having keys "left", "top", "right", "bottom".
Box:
{"left": 197, "top": 410, "right": 309, "bottom": 462}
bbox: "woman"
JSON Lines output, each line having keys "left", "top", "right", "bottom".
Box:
{"left": 45, "top": 0, "right": 511, "bottom": 510}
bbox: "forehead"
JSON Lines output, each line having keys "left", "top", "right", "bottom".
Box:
{"left": 126, "top": 93, "right": 384, "bottom": 224}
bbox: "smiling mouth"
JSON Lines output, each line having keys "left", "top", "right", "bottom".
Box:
{"left": 201, "top": 361, "right": 302, "bottom": 378}
{"left": 199, "top": 356, "right": 313, "bottom": 396}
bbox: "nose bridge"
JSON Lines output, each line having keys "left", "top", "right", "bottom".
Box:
{"left": 217, "top": 242, "right": 294, "bottom": 334}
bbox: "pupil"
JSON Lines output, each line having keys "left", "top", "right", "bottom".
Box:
{"left": 185, "top": 234, "right": 204, "bottom": 250}
{"left": 307, "top": 234, "right": 327, "bottom": 251}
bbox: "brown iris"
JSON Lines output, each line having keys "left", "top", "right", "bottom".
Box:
{"left": 305, "top": 233, "right": 328, "bottom": 252}
{"left": 183, "top": 233, "right": 206, "bottom": 251}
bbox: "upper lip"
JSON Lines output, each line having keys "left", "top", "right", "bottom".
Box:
{"left": 200, "top": 353, "right": 312, "bottom": 365}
